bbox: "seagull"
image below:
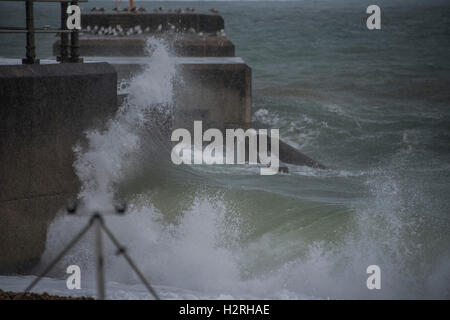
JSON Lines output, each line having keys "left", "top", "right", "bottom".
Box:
{"left": 209, "top": 8, "right": 219, "bottom": 14}
{"left": 168, "top": 23, "right": 176, "bottom": 32}
{"left": 134, "top": 25, "right": 143, "bottom": 34}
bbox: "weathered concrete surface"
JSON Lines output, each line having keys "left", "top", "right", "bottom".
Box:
{"left": 174, "top": 63, "right": 252, "bottom": 130}
{"left": 54, "top": 13, "right": 248, "bottom": 129}
{"left": 53, "top": 34, "right": 235, "bottom": 57}
{"left": 0, "top": 63, "right": 117, "bottom": 273}
{"left": 82, "top": 13, "right": 225, "bottom": 33}
{"left": 87, "top": 57, "right": 252, "bottom": 131}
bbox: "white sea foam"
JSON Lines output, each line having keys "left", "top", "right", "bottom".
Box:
{"left": 73, "top": 37, "right": 176, "bottom": 213}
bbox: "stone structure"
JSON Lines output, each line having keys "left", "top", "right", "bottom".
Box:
{"left": 86, "top": 56, "right": 252, "bottom": 131}
{"left": 0, "top": 63, "right": 117, "bottom": 272}
{"left": 54, "top": 34, "right": 235, "bottom": 57}
{"left": 54, "top": 12, "right": 253, "bottom": 131}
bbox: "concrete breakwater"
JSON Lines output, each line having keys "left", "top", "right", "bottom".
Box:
{"left": 0, "top": 63, "right": 117, "bottom": 272}
{"left": 0, "top": 11, "right": 323, "bottom": 273}
{"left": 69, "top": 13, "right": 324, "bottom": 167}
{"left": 54, "top": 34, "right": 235, "bottom": 58}
{"left": 53, "top": 13, "right": 250, "bottom": 130}
{"left": 0, "top": 12, "right": 252, "bottom": 273}
{"left": 54, "top": 13, "right": 233, "bottom": 57}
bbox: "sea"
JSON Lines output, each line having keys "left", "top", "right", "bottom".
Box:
{"left": 0, "top": 0, "right": 449, "bottom": 299}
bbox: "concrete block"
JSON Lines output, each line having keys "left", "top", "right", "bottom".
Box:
{"left": 0, "top": 63, "right": 117, "bottom": 272}
{"left": 85, "top": 57, "right": 252, "bottom": 131}
{"left": 53, "top": 34, "right": 235, "bottom": 57}
{"left": 174, "top": 62, "right": 252, "bottom": 131}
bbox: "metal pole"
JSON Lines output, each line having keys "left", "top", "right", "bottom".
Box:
{"left": 100, "top": 221, "right": 160, "bottom": 300}
{"left": 24, "top": 218, "right": 94, "bottom": 292}
{"left": 69, "top": 0, "right": 82, "bottom": 63}
{"left": 58, "top": 1, "right": 69, "bottom": 62}
{"left": 94, "top": 213, "right": 106, "bottom": 300}
{"left": 22, "top": 0, "right": 39, "bottom": 64}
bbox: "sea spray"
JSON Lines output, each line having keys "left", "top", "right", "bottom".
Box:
{"left": 40, "top": 37, "right": 245, "bottom": 296}
{"left": 73, "top": 38, "right": 176, "bottom": 213}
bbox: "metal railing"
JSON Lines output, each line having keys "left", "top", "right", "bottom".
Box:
{"left": 24, "top": 202, "right": 161, "bottom": 300}
{"left": 0, "top": 0, "right": 87, "bottom": 64}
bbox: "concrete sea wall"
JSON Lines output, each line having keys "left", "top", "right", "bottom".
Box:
{"left": 53, "top": 12, "right": 250, "bottom": 130}
{"left": 54, "top": 35, "right": 235, "bottom": 57}
{"left": 174, "top": 62, "right": 252, "bottom": 130}
{"left": 0, "top": 63, "right": 117, "bottom": 272}
{"left": 88, "top": 56, "right": 252, "bottom": 131}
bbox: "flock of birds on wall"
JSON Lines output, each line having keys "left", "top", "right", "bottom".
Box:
{"left": 90, "top": 7, "right": 220, "bottom": 14}
{"left": 82, "top": 7, "right": 223, "bottom": 37}
{"left": 81, "top": 24, "right": 226, "bottom": 37}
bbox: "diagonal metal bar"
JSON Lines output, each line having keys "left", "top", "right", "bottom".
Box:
{"left": 24, "top": 217, "right": 94, "bottom": 293}
{"left": 100, "top": 221, "right": 161, "bottom": 300}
